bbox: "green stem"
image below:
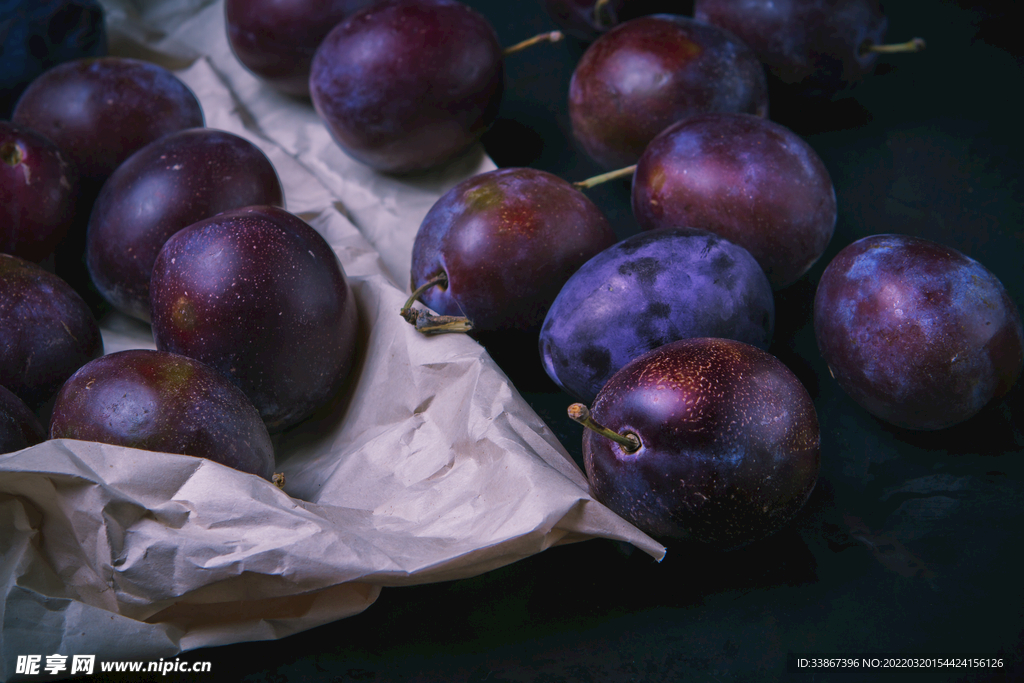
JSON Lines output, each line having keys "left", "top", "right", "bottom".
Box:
{"left": 503, "top": 30, "right": 564, "bottom": 57}
{"left": 568, "top": 403, "right": 640, "bottom": 452}
{"left": 862, "top": 37, "right": 926, "bottom": 55}
{"left": 400, "top": 273, "right": 474, "bottom": 335}
{"left": 573, "top": 164, "right": 636, "bottom": 190}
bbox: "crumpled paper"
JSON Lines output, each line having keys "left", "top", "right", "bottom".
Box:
{"left": 0, "top": 0, "right": 664, "bottom": 676}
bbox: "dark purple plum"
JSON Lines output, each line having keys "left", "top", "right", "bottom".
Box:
{"left": 12, "top": 56, "right": 205, "bottom": 186}
{"left": 86, "top": 128, "right": 284, "bottom": 322}
{"left": 568, "top": 14, "right": 768, "bottom": 170}
{"left": 0, "top": 384, "right": 46, "bottom": 454}
{"left": 150, "top": 205, "right": 359, "bottom": 432}
{"left": 0, "top": 254, "right": 103, "bottom": 410}
{"left": 632, "top": 112, "right": 836, "bottom": 289}
{"left": 49, "top": 349, "right": 275, "bottom": 479}
{"left": 540, "top": 227, "right": 774, "bottom": 403}
{"left": 0, "top": 0, "right": 107, "bottom": 118}
{"left": 814, "top": 234, "right": 1024, "bottom": 431}
{"left": 309, "top": 0, "right": 504, "bottom": 174}
{"left": 225, "top": 0, "right": 377, "bottom": 97}
{"left": 573, "top": 337, "right": 820, "bottom": 548}
{"left": 1, "top": 120, "right": 79, "bottom": 263}
{"left": 694, "top": 0, "right": 905, "bottom": 93}
{"left": 408, "top": 167, "right": 617, "bottom": 333}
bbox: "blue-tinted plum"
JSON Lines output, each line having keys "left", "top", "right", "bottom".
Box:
{"left": 309, "top": 0, "right": 504, "bottom": 174}
{"left": 632, "top": 112, "right": 836, "bottom": 289}
{"left": 0, "top": 253, "right": 103, "bottom": 410}
{"left": 408, "top": 167, "right": 617, "bottom": 333}
{"left": 1, "top": 120, "right": 79, "bottom": 263}
{"left": 0, "top": 0, "right": 107, "bottom": 118}
{"left": 87, "top": 128, "right": 284, "bottom": 322}
{"left": 540, "top": 227, "right": 774, "bottom": 403}
{"left": 49, "top": 349, "right": 275, "bottom": 479}
{"left": 12, "top": 56, "right": 204, "bottom": 186}
{"left": 814, "top": 234, "right": 1024, "bottom": 431}
{"left": 569, "top": 14, "right": 768, "bottom": 169}
{"left": 225, "top": 0, "right": 376, "bottom": 97}
{"left": 575, "top": 337, "right": 820, "bottom": 549}
{"left": 150, "top": 206, "right": 359, "bottom": 432}
{"left": 0, "top": 384, "right": 46, "bottom": 454}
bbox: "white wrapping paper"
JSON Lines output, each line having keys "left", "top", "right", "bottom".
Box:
{"left": 0, "top": 1, "right": 664, "bottom": 676}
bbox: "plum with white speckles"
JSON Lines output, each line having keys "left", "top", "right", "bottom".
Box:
{"left": 150, "top": 206, "right": 359, "bottom": 432}
{"left": 87, "top": 128, "right": 284, "bottom": 322}
{"left": 632, "top": 112, "right": 836, "bottom": 289}
{"left": 408, "top": 167, "right": 617, "bottom": 333}
{"left": 575, "top": 337, "right": 820, "bottom": 549}
{"left": 814, "top": 234, "right": 1024, "bottom": 430}
{"left": 540, "top": 227, "right": 774, "bottom": 403}
{"left": 49, "top": 349, "right": 275, "bottom": 479}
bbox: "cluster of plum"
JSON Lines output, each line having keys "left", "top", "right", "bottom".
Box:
{"left": 1, "top": 2, "right": 361, "bottom": 480}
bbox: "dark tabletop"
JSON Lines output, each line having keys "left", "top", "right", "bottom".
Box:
{"left": 78, "top": 1, "right": 1023, "bottom": 681}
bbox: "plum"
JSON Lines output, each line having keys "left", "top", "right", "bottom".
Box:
{"left": 309, "top": 0, "right": 504, "bottom": 174}
{"left": 225, "top": 0, "right": 377, "bottom": 97}
{"left": 86, "top": 128, "right": 284, "bottom": 322}
{"left": 407, "top": 167, "right": 617, "bottom": 333}
{"left": 814, "top": 234, "right": 1024, "bottom": 431}
{"left": 569, "top": 14, "right": 769, "bottom": 169}
{"left": 149, "top": 205, "right": 359, "bottom": 432}
{"left": 632, "top": 112, "right": 836, "bottom": 289}
{"left": 540, "top": 227, "right": 774, "bottom": 403}
{"left": 0, "top": 253, "right": 103, "bottom": 410}
{"left": 0, "top": 0, "right": 107, "bottom": 118}
{"left": 0, "top": 384, "right": 46, "bottom": 455}
{"left": 49, "top": 349, "right": 275, "bottom": 479}
{"left": 572, "top": 337, "right": 820, "bottom": 548}
{"left": 1, "top": 120, "right": 79, "bottom": 263}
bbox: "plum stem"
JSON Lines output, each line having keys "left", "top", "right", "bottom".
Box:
{"left": 593, "top": 0, "right": 614, "bottom": 29}
{"left": 1, "top": 142, "right": 23, "bottom": 166}
{"left": 400, "top": 272, "right": 474, "bottom": 335}
{"left": 862, "top": 37, "right": 926, "bottom": 55}
{"left": 503, "top": 30, "right": 564, "bottom": 57}
{"left": 568, "top": 403, "right": 641, "bottom": 452}
{"left": 573, "top": 164, "right": 636, "bottom": 190}
{"left": 272, "top": 472, "right": 286, "bottom": 489}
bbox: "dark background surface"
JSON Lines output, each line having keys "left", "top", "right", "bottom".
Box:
{"left": 78, "top": 0, "right": 1023, "bottom": 681}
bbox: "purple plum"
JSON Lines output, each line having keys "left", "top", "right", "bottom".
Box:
{"left": 540, "top": 227, "right": 775, "bottom": 403}
{"left": 0, "top": 384, "right": 46, "bottom": 455}
{"left": 814, "top": 234, "right": 1024, "bottom": 430}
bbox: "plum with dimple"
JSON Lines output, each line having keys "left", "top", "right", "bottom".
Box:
{"left": 0, "top": 384, "right": 46, "bottom": 455}
{"left": 50, "top": 349, "right": 275, "bottom": 479}
{"left": 814, "top": 234, "right": 1024, "bottom": 430}
{"left": 540, "top": 227, "right": 774, "bottom": 403}
{"left": 579, "top": 337, "right": 820, "bottom": 549}
{"left": 632, "top": 112, "right": 836, "bottom": 289}
{"left": 569, "top": 14, "right": 769, "bottom": 169}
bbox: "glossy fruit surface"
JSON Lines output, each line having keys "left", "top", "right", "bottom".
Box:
{"left": 49, "top": 349, "right": 275, "bottom": 479}
{"left": 12, "top": 56, "right": 204, "bottom": 185}
{"left": 540, "top": 227, "right": 774, "bottom": 403}
{"left": 309, "top": 0, "right": 504, "bottom": 174}
{"left": 694, "top": 0, "right": 888, "bottom": 92}
{"left": 814, "top": 234, "right": 1024, "bottom": 431}
{"left": 225, "top": 0, "right": 376, "bottom": 97}
{"left": 0, "top": 120, "right": 79, "bottom": 263}
{"left": 0, "top": 254, "right": 103, "bottom": 410}
{"left": 569, "top": 14, "right": 768, "bottom": 169}
{"left": 86, "top": 128, "right": 284, "bottom": 322}
{"left": 583, "top": 337, "right": 820, "bottom": 548}
{"left": 0, "top": 384, "right": 46, "bottom": 455}
{"left": 0, "top": 0, "right": 107, "bottom": 118}
{"left": 632, "top": 112, "right": 836, "bottom": 289}
{"left": 150, "top": 205, "right": 359, "bottom": 432}
{"left": 410, "top": 167, "right": 617, "bottom": 332}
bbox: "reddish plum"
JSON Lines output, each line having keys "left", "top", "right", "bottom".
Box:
{"left": 814, "top": 234, "right": 1024, "bottom": 430}
{"left": 86, "top": 128, "right": 284, "bottom": 322}
{"left": 309, "top": 0, "right": 504, "bottom": 174}
{"left": 632, "top": 112, "right": 836, "bottom": 289}
{"left": 150, "top": 206, "right": 359, "bottom": 432}
{"left": 408, "top": 167, "right": 617, "bottom": 333}
{"left": 569, "top": 14, "right": 768, "bottom": 169}
{"left": 0, "top": 384, "right": 46, "bottom": 455}
{"left": 50, "top": 349, "right": 275, "bottom": 480}
{"left": 574, "top": 337, "right": 820, "bottom": 548}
